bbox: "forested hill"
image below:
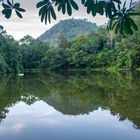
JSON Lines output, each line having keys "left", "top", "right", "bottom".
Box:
{"left": 39, "top": 18, "right": 98, "bottom": 45}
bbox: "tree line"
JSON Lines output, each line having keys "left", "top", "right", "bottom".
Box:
{"left": 0, "top": 27, "right": 140, "bottom": 73}
{"left": 0, "top": 3, "right": 140, "bottom": 73}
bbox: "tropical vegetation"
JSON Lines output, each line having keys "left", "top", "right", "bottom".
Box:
{"left": 0, "top": 3, "right": 140, "bottom": 73}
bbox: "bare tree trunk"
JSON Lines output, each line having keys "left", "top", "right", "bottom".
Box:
{"left": 109, "top": 31, "right": 114, "bottom": 48}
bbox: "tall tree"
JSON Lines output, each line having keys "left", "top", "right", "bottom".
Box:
{"left": 57, "top": 33, "right": 70, "bottom": 49}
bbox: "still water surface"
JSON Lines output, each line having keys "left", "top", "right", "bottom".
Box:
{"left": 0, "top": 72, "right": 140, "bottom": 140}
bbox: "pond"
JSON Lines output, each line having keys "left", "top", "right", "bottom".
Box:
{"left": 0, "top": 71, "right": 140, "bottom": 140}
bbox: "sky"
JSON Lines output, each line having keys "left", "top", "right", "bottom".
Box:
{"left": 0, "top": 0, "right": 137, "bottom": 40}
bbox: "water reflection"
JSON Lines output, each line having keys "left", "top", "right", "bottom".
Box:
{"left": 0, "top": 71, "right": 140, "bottom": 139}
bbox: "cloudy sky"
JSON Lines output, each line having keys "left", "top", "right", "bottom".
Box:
{"left": 0, "top": 0, "right": 136, "bottom": 40}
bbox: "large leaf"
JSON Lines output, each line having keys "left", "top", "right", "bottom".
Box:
{"left": 108, "top": 1, "right": 140, "bottom": 36}
{"left": 2, "top": 0, "right": 25, "bottom": 19}
{"left": 37, "top": 0, "right": 57, "bottom": 24}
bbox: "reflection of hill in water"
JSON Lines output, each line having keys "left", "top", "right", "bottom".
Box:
{"left": 0, "top": 72, "right": 140, "bottom": 129}
{"left": 44, "top": 93, "right": 99, "bottom": 115}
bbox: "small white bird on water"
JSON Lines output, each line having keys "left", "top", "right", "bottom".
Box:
{"left": 18, "top": 73, "right": 24, "bottom": 76}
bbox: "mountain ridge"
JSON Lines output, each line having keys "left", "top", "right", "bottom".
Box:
{"left": 38, "top": 18, "right": 98, "bottom": 45}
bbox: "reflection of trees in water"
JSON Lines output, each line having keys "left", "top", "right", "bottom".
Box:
{"left": 0, "top": 72, "right": 140, "bottom": 129}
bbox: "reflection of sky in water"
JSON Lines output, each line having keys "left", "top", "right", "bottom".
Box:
{"left": 0, "top": 101, "right": 140, "bottom": 140}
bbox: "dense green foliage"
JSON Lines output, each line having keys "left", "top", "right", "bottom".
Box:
{"left": 39, "top": 19, "right": 98, "bottom": 45}
{"left": 0, "top": 34, "right": 21, "bottom": 73}
{"left": 19, "top": 35, "right": 50, "bottom": 69}
{"left": 0, "top": 3, "right": 140, "bottom": 73}
{"left": 0, "top": 17, "right": 140, "bottom": 72}
{"left": 1, "top": 0, "right": 139, "bottom": 35}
